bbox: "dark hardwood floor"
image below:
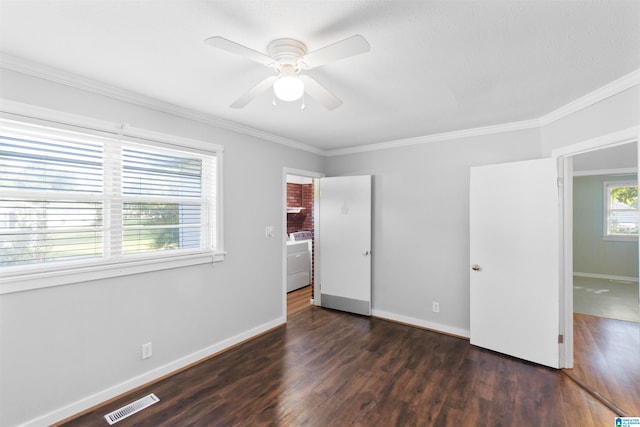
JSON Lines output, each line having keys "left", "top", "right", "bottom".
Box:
{"left": 565, "top": 313, "right": 640, "bottom": 417}
{"left": 58, "top": 289, "right": 619, "bottom": 427}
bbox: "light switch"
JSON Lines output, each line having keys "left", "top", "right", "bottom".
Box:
{"left": 265, "top": 226, "right": 275, "bottom": 238}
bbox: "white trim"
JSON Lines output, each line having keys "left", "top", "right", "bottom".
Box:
{"left": 0, "top": 99, "right": 224, "bottom": 153}
{"left": 603, "top": 179, "right": 639, "bottom": 241}
{"left": 573, "top": 167, "right": 637, "bottom": 177}
{"left": 558, "top": 156, "right": 573, "bottom": 369}
{"left": 372, "top": 309, "right": 470, "bottom": 339}
{"left": 553, "top": 128, "right": 640, "bottom": 370}
{"left": 322, "top": 68, "right": 639, "bottom": 156}
{"left": 574, "top": 272, "right": 639, "bottom": 283}
{"left": 0, "top": 252, "right": 223, "bottom": 295}
{"left": 3, "top": 54, "right": 639, "bottom": 158}
{"left": 18, "top": 316, "right": 286, "bottom": 427}
{"left": 602, "top": 234, "right": 638, "bottom": 242}
{"left": 216, "top": 150, "right": 225, "bottom": 258}
{"left": 0, "top": 53, "right": 324, "bottom": 156}
{"left": 325, "top": 119, "right": 541, "bottom": 156}
{"left": 540, "top": 69, "right": 640, "bottom": 127}
{"left": 552, "top": 126, "right": 640, "bottom": 158}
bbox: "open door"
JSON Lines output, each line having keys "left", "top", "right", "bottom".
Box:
{"left": 318, "top": 175, "right": 372, "bottom": 316}
{"left": 470, "top": 158, "right": 560, "bottom": 368}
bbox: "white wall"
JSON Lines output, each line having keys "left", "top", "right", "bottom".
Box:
{"left": 0, "top": 69, "right": 324, "bottom": 427}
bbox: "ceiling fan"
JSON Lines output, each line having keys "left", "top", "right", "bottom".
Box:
{"left": 204, "top": 35, "right": 370, "bottom": 110}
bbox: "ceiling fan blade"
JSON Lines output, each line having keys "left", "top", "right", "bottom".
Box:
{"left": 204, "top": 36, "right": 273, "bottom": 66}
{"left": 230, "top": 75, "right": 277, "bottom": 108}
{"left": 299, "top": 75, "right": 342, "bottom": 110}
{"left": 302, "top": 35, "right": 370, "bottom": 69}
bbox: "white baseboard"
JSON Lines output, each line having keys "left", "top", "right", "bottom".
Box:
{"left": 372, "top": 309, "right": 470, "bottom": 339}
{"left": 20, "top": 316, "right": 286, "bottom": 427}
{"left": 573, "top": 272, "right": 639, "bottom": 283}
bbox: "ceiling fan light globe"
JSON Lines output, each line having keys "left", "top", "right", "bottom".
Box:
{"left": 273, "top": 75, "right": 304, "bottom": 101}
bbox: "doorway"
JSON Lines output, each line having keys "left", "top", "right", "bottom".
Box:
{"left": 281, "top": 170, "right": 373, "bottom": 319}
{"left": 282, "top": 168, "right": 323, "bottom": 319}
{"left": 555, "top": 130, "right": 639, "bottom": 415}
{"left": 555, "top": 130, "right": 639, "bottom": 366}
{"left": 571, "top": 143, "right": 639, "bottom": 323}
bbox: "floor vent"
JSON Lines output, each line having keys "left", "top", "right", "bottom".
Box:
{"left": 104, "top": 393, "right": 159, "bottom": 425}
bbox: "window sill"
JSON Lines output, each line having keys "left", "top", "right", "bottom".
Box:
{"left": 0, "top": 250, "right": 226, "bottom": 295}
{"left": 602, "top": 235, "right": 638, "bottom": 242}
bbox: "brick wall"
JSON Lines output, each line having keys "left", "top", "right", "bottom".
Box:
{"left": 286, "top": 183, "right": 313, "bottom": 235}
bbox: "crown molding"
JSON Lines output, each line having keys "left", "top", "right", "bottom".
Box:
{"left": 2, "top": 53, "right": 638, "bottom": 158}
{"left": 551, "top": 125, "right": 639, "bottom": 158}
{"left": 540, "top": 68, "right": 640, "bottom": 127}
{"left": 0, "top": 53, "right": 325, "bottom": 156}
{"left": 327, "top": 68, "right": 640, "bottom": 157}
{"left": 325, "top": 118, "right": 541, "bottom": 156}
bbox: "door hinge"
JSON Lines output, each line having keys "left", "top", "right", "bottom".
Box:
{"left": 558, "top": 334, "right": 564, "bottom": 344}
{"left": 557, "top": 177, "right": 563, "bottom": 188}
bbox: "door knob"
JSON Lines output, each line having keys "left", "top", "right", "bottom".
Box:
{"left": 363, "top": 250, "right": 370, "bottom": 256}
{"left": 471, "top": 264, "right": 481, "bottom": 271}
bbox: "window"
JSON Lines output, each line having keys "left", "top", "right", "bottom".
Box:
{"left": 604, "top": 180, "right": 638, "bottom": 240}
{"left": 0, "top": 118, "right": 222, "bottom": 292}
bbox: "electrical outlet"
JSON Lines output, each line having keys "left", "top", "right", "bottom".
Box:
{"left": 142, "top": 342, "right": 152, "bottom": 360}
{"left": 432, "top": 302, "right": 440, "bottom": 313}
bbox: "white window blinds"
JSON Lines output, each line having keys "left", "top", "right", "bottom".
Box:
{"left": 0, "top": 120, "right": 218, "bottom": 270}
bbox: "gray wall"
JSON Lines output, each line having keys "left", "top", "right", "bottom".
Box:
{"left": 325, "top": 129, "right": 542, "bottom": 335}
{"left": 573, "top": 142, "right": 637, "bottom": 172}
{"left": 1, "top": 64, "right": 639, "bottom": 426}
{"left": 573, "top": 174, "right": 639, "bottom": 278}
{"left": 0, "top": 69, "right": 324, "bottom": 427}
{"left": 541, "top": 85, "right": 640, "bottom": 156}
{"left": 326, "top": 84, "right": 640, "bottom": 338}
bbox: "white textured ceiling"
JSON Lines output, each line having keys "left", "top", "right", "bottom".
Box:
{"left": 1, "top": 0, "right": 639, "bottom": 151}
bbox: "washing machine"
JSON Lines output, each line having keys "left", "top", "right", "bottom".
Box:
{"left": 287, "top": 231, "right": 312, "bottom": 292}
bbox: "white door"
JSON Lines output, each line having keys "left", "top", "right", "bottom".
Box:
{"left": 318, "top": 175, "right": 372, "bottom": 315}
{"left": 470, "top": 158, "right": 560, "bottom": 368}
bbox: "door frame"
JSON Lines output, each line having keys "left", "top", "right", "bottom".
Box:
{"left": 552, "top": 125, "right": 640, "bottom": 368}
{"left": 282, "top": 168, "right": 324, "bottom": 319}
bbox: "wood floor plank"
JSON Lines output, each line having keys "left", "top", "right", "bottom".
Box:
{"left": 58, "top": 295, "right": 623, "bottom": 427}
{"left": 287, "top": 285, "right": 312, "bottom": 316}
{"left": 568, "top": 313, "right": 640, "bottom": 417}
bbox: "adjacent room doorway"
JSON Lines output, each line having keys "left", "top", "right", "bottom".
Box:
{"left": 283, "top": 168, "right": 323, "bottom": 319}
{"left": 469, "top": 127, "right": 639, "bottom": 370}
{"left": 282, "top": 169, "right": 373, "bottom": 319}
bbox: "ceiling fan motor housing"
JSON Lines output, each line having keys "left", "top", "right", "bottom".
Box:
{"left": 205, "top": 34, "right": 365, "bottom": 109}
{"left": 268, "top": 38, "right": 307, "bottom": 70}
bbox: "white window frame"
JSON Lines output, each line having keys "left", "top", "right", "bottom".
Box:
{"left": 602, "top": 180, "right": 638, "bottom": 242}
{"left": 0, "top": 105, "right": 225, "bottom": 295}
